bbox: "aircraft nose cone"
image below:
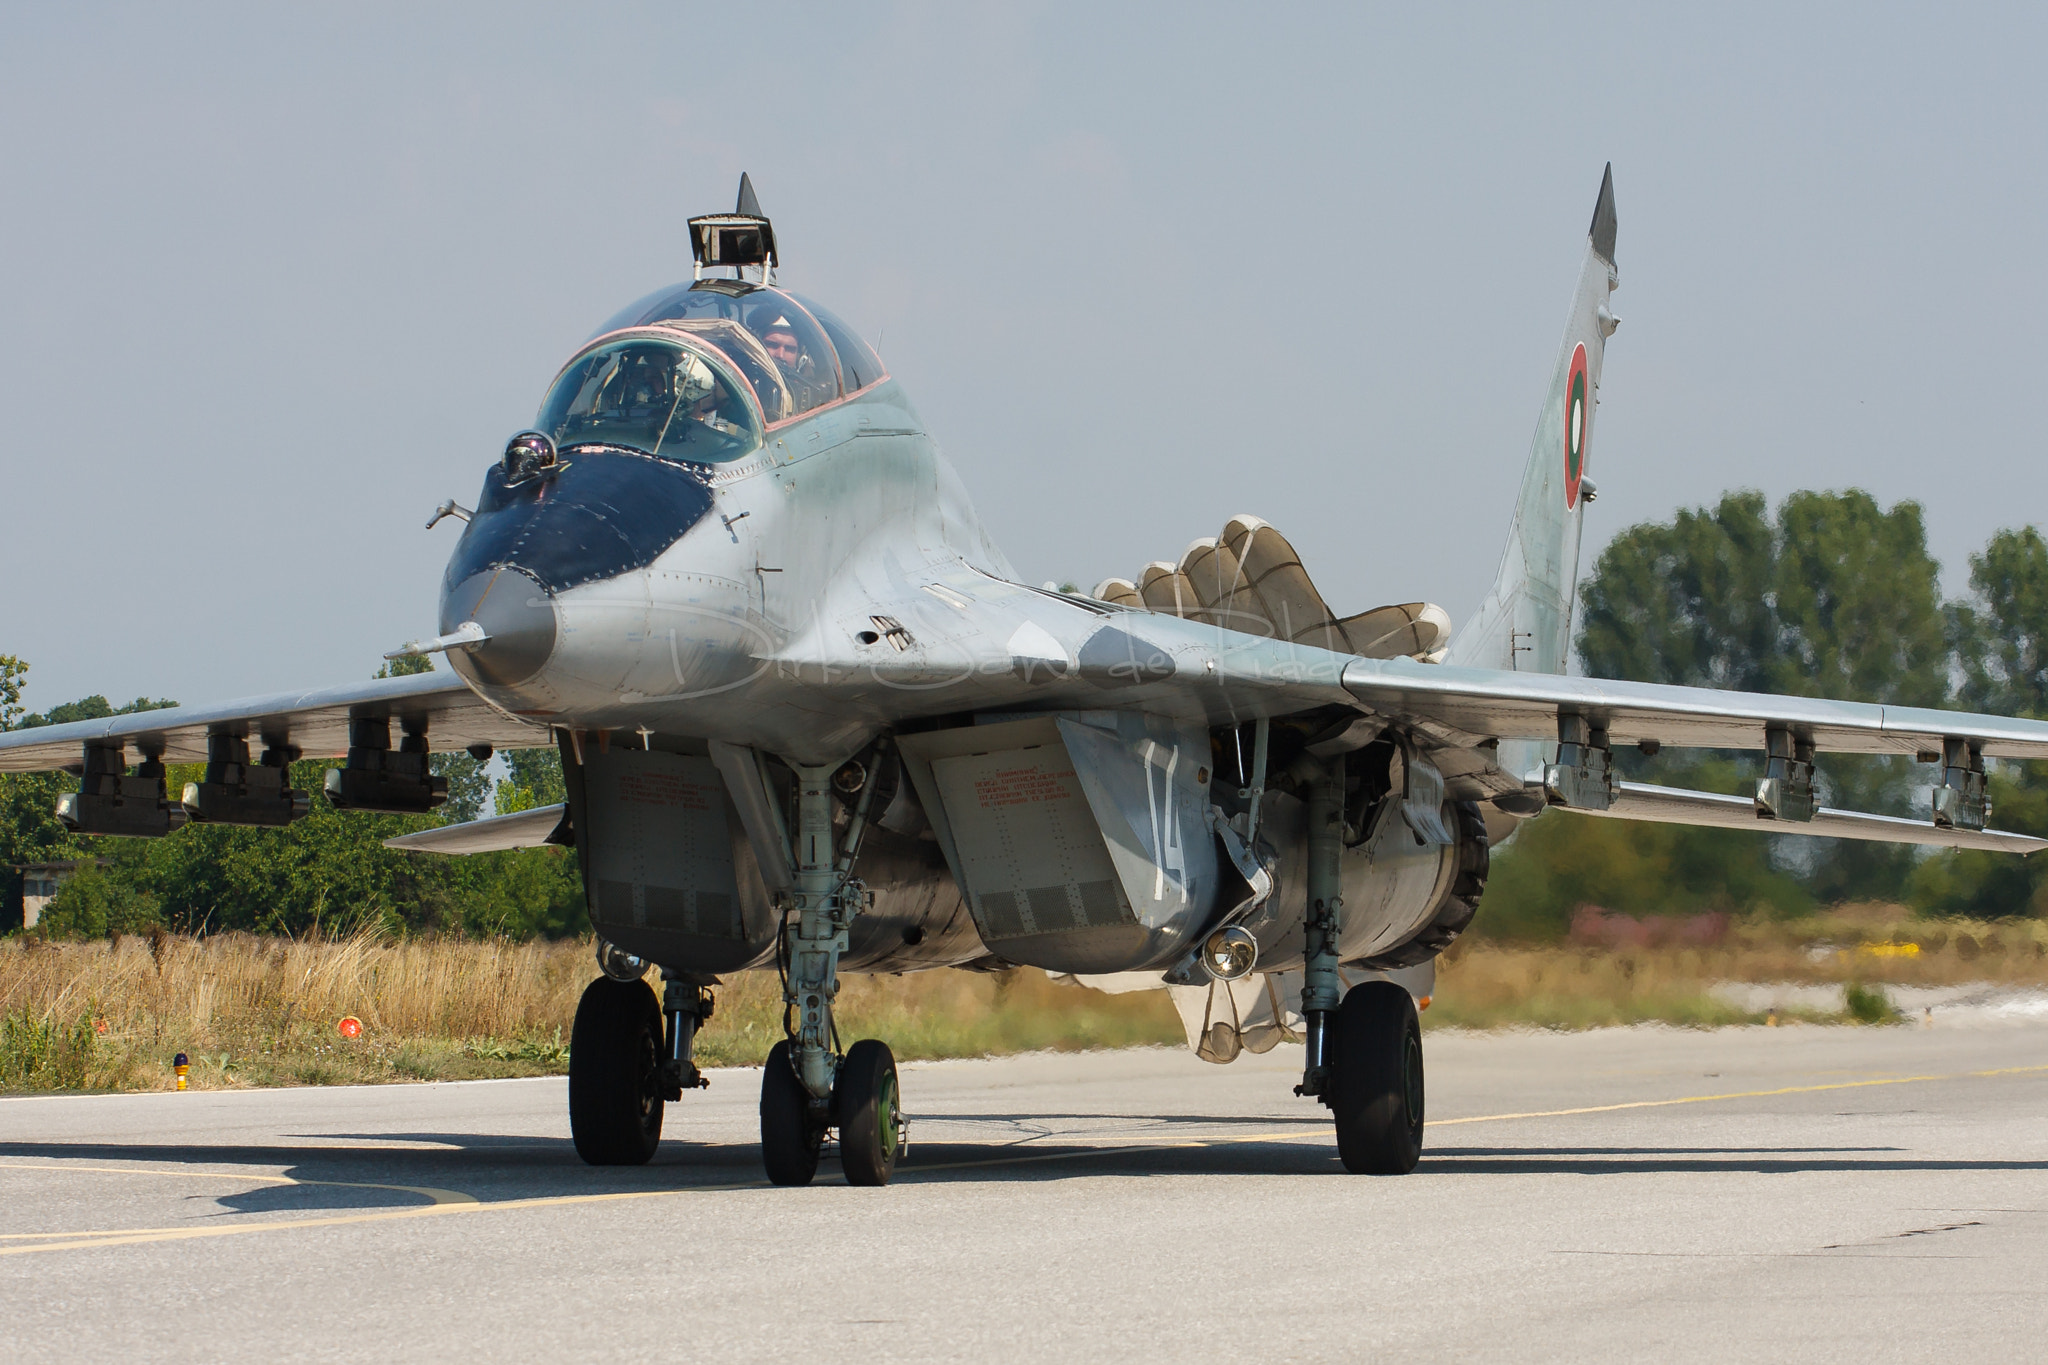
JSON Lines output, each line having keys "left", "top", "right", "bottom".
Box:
{"left": 441, "top": 568, "right": 559, "bottom": 688}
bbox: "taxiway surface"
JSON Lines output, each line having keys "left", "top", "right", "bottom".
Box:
{"left": 4, "top": 1020, "right": 2046, "bottom": 1362}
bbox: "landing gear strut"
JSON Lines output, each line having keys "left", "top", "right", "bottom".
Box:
{"left": 1294, "top": 750, "right": 1427, "bottom": 1174}
{"left": 759, "top": 752, "right": 903, "bottom": 1186}
{"left": 1295, "top": 753, "right": 1346, "bottom": 1099}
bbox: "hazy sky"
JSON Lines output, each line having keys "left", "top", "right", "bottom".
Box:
{"left": 3, "top": 3, "right": 2044, "bottom": 713}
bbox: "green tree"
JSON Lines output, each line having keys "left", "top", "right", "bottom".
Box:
{"left": 1486, "top": 489, "right": 1960, "bottom": 936}
{"left": 0, "top": 655, "right": 24, "bottom": 730}
{"left": 1576, "top": 491, "right": 1780, "bottom": 693}
{"left": 1594, "top": 491, "right": 1945, "bottom": 892}
{"left": 1910, "top": 526, "right": 2048, "bottom": 918}
{"left": 1953, "top": 526, "right": 2048, "bottom": 717}
{"left": 37, "top": 857, "right": 163, "bottom": 938}
{"left": 5, "top": 651, "right": 588, "bottom": 940}
{"left": 0, "top": 657, "right": 73, "bottom": 928}
{"left": 495, "top": 747, "right": 565, "bottom": 814}
{"left": 1, "top": 661, "right": 177, "bottom": 930}
{"left": 1767, "top": 492, "right": 1948, "bottom": 898}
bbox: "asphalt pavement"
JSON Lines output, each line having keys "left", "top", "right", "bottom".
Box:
{"left": 4, "top": 1018, "right": 2046, "bottom": 1363}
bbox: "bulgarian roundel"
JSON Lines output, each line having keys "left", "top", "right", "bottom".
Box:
{"left": 1563, "top": 342, "right": 1589, "bottom": 509}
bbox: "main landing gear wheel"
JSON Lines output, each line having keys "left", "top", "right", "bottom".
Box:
{"left": 759, "top": 1039, "right": 824, "bottom": 1186}
{"left": 568, "top": 977, "right": 665, "bottom": 1166}
{"left": 1328, "top": 981, "right": 1425, "bottom": 1175}
{"left": 834, "top": 1039, "right": 901, "bottom": 1187}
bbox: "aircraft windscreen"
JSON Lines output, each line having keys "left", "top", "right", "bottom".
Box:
{"left": 535, "top": 338, "right": 761, "bottom": 465}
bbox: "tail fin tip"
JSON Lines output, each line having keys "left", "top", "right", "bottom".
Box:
{"left": 1589, "top": 163, "right": 1617, "bottom": 265}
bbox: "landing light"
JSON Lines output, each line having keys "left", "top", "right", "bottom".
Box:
{"left": 1202, "top": 926, "right": 1259, "bottom": 982}
{"left": 597, "top": 938, "right": 649, "bottom": 982}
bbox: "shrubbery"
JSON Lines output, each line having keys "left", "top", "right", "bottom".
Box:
{"left": 2, "top": 655, "right": 586, "bottom": 941}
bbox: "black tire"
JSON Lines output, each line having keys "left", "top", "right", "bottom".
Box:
{"left": 1328, "top": 981, "right": 1424, "bottom": 1174}
{"left": 834, "top": 1039, "right": 901, "bottom": 1187}
{"left": 760, "top": 1040, "right": 823, "bottom": 1186}
{"left": 568, "top": 976, "right": 665, "bottom": 1166}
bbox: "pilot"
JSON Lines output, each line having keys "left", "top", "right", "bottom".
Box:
{"left": 751, "top": 308, "right": 833, "bottom": 412}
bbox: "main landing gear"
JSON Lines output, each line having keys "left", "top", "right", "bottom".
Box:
{"left": 757, "top": 753, "right": 905, "bottom": 1186}
{"left": 1294, "top": 751, "right": 1426, "bottom": 1175}
{"left": 1327, "top": 982, "right": 1424, "bottom": 1174}
{"left": 570, "top": 946, "right": 715, "bottom": 1167}
{"left": 568, "top": 975, "right": 666, "bottom": 1165}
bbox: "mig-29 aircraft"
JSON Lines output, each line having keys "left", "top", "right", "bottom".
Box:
{"left": 8, "top": 169, "right": 2045, "bottom": 1185}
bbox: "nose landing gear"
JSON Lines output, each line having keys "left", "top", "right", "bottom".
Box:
{"left": 757, "top": 751, "right": 904, "bottom": 1186}
{"left": 758, "top": 1036, "right": 903, "bottom": 1187}
{"left": 759, "top": 1040, "right": 825, "bottom": 1185}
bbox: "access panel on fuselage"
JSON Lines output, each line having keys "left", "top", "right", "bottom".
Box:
{"left": 930, "top": 746, "right": 1130, "bottom": 941}
{"left": 577, "top": 749, "right": 772, "bottom": 971}
{"left": 902, "top": 714, "right": 1220, "bottom": 975}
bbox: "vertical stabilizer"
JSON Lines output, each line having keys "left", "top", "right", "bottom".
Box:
{"left": 1447, "top": 164, "right": 1620, "bottom": 676}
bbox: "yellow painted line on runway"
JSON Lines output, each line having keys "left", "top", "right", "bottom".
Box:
{"left": 3, "top": 1059, "right": 2044, "bottom": 1257}
{"left": 909, "top": 1061, "right": 2048, "bottom": 1160}
{"left": 1424, "top": 1061, "right": 2048, "bottom": 1127}
{"left": 0, "top": 1179, "right": 764, "bottom": 1257}
{"left": 0, "top": 1159, "right": 478, "bottom": 1215}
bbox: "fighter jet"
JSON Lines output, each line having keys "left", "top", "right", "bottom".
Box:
{"left": 7, "top": 168, "right": 2044, "bottom": 1184}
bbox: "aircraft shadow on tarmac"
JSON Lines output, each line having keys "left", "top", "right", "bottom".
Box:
{"left": 7, "top": 1134, "right": 2046, "bottom": 1206}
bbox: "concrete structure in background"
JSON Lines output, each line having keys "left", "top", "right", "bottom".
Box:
{"left": 10, "top": 860, "right": 87, "bottom": 930}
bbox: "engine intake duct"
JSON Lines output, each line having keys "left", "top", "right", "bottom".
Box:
{"left": 181, "top": 734, "right": 311, "bottom": 827}
{"left": 324, "top": 716, "right": 447, "bottom": 813}
{"left": 56, "top": 742, "right": 189, "bottom": 838}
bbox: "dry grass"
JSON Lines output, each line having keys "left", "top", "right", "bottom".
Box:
{"left": 1429, "top": 905, "right": 2048, "bottom": 1030}
{"left": 5, "top": 907, "right": 2045, "bottom": 1093}
{"left": 0, "top": 930, "right": 1180, "bottom": 1093}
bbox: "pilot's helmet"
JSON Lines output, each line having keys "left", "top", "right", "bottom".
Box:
{"left": 749, "top": 307, "right": 804, "bottom": 366}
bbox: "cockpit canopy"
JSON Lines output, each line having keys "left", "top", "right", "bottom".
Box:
{"left": 536, "top": 282, "right": 886, "bottom": 467}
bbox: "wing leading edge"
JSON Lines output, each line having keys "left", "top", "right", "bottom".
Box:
{"left": 1341, "top": 657, "right": 2048, "bottom": 761}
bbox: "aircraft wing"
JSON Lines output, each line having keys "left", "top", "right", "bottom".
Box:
{"left": 0, "top": 671, "right": 548, "bottom": 771}
{"left": 1340, "top": 657, "right": 2048, "bottom": 759}
{"left": 1572, "top": 781, "right": 2047, "bottom": 854}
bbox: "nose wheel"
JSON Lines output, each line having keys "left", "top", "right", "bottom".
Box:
{"left": 1327, "top": 980, "right": 1425, "bottom": 1174}
{"left": 568, "top": 977, "right": 666, "bottom": 1165}
{"left": 835, "top": 1039, "right": 902, "bottom": 1186}
{"left": 759, "top": 1040, "right": 825, "bottom": 1185}
{"left": 759, "top": 1037, "right": 903, "bottom": 1186}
